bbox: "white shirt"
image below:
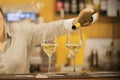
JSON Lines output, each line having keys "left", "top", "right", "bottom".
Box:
{"left": 0, "top": 19, "right": 73, "bottom": 74}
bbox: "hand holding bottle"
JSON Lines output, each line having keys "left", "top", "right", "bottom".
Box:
{"left": 72, "top": 8, "right": 98, "bottom": 29}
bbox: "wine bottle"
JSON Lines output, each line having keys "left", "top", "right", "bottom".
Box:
{"left": 72, "top": 10, "right": 97, "bottom": 30}
{"left": 64, "top": 0, "right": 71, "bottom": 14}
{"left": 117, "top": 0, "right": 120, "bottom": 16}
{"left": 78, "top": 0, "right": 85, "bottom": 13}
{"left": 93, "top": 0, "right": 100, "bottom": 11}
{"left": 71, "top": 0, "right": 78, "bottom": 14}
{"left": 56, "top": 0, "right": 64, "bottom": 18}
{"left": 100, "top": 0, "right": 108, "bottom": 16}
{"left": 93, "top": 49, "right": 99, "bottom": 67}
{"left": 90, "top": 49, "right": 99, "bottom": 68}
{"left": 107, "top": 0, "right": 117, "bottom": 17}
{"left": 85, "top": 0, "right": 94, "bottom": 9}
{"left": 90, "top": 49, "right": 94, "bottom": 67}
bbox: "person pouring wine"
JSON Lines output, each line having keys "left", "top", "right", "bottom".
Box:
{"left": 0, "top": 6, "right": 98, "bottom": 74}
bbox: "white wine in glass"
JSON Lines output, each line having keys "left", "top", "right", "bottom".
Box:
{"left": 41, "top": 31, "right": 58, "bottom": 75}
{"left": 66, "top": 29, "right": 83, "bottom": 74}
{"left": 66, "top": 44, "right": 81, "bottom": 56}
{"left": 42, "top": 43, "right": 58, "bottom": 57}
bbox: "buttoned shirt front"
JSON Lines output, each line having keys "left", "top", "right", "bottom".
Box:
{"left": 0, "top": 19, "right": 73, "bottom": 74}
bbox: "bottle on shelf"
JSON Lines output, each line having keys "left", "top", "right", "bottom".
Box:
{"left": 100, "top": 0, "right": 108, "bottom": 16}
{"left": 56, "top": 0, "right": 64, "bottom": 18}
{"left": 71, "top": 0, "right": 78, "bottom": 14}
{"left": 90, "top": 49, "right": 94, "bottom": 67}
{"left": 107, "top": 0, "right": 117, "bottom": 17}
{"left": 64, "top": 0, "right": 71, "bottom": 14}
{"left": 77, "top": 0, "right": 85, "bottom": 13}
{"left": 117, "top": 0, "right": 120, "bottom": 17}
{"left": 93, "top": 49, "right": 99, "bottom": 68}
{"left": 93, "top": 0, "right": 100, "bottom": 12}
{"left": 90, "top": 49, "right": 99, "bottom": 68}
{"left": 85, "top": 0, "right": 94, "bottom": 9}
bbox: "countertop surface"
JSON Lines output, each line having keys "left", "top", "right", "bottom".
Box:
{"left": 0, "top": 71, "right": 120, "bottom": 80}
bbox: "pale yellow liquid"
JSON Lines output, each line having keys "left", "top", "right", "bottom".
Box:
{"left": 42, "top": 43, "right": 58, "bottom": 57}
{"left": 66, "top": 44, "right": 81, "bottom": 56}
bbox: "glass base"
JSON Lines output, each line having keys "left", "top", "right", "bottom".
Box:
{"left": 43, "top": 72, "right": 65, "bottom": 77}
{"left": 43, "top": 72, "right": 55, "bottom": 77}
{"left": 67, "top": 71, "right": 80, "bottom": 76}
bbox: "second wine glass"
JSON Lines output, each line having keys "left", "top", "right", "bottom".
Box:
{"left": 66, "top": 29, "right": 83, "bottom": 74}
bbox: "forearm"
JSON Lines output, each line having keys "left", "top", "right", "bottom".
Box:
{"left": 29, "top": 19, "right": 74, "bottom": 47}
{"left": 44, "top": 19, "right": 74, "bottom": 37}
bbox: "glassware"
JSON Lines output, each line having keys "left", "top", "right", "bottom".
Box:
{"left": 41, "top": 31, "right": 58, "bottom": 76}
{"left": 66, "top": 29, "right": 83, "bottom": 74}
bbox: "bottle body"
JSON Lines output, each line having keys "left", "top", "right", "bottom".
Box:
{"left": 107, "top": 0, "right": 117, "bottom": 17}
{"left": 56, "top": 0, "right": 64, "bottom": 18}
{"left": 78, "top": 0, "right": 85, "bottom": 13}
{"left": 93, "top": 0, "right": 100, "bottom": 11}
{"left": 89, "top": 49, "right": 99, "bottom": 71}
{"left": 100, "top": 0, "right": 108, "bottom": 16}
{"left": 64, "top": 0, "right": 71, "bottom": 14}
{"left": 85, "top": 0, "right": 94, "bottom": 9}
{"left": 71, "top": 0, "right": 78, "bottom": 14}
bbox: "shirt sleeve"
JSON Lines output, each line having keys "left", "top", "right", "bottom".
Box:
{"left": 27, "top": 19, "right": 74, "bottom": 47}
{"left": 92, "top": 13, "right": 98, "bottom": 24}
{"left": 64, "top": 18, "right": 74, "bottom": 31}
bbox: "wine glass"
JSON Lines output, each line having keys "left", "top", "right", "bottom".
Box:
{"left": 66, "top": 29, "right": 83, "bottom": 75}
{"left": 41, "top": 31, "right": 58, "bottom": 76}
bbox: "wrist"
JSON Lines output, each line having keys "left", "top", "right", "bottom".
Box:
{"left": 64, "top": 18, "right": 75, "bottom": 31}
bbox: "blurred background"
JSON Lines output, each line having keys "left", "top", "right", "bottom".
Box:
{"left": 0, "top": 0, "right": 120, "bottom": 73}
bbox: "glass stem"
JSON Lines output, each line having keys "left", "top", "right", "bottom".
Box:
{"left": 48, "top": 56, "right": 51, "bottom": 73}
{"left": 73, "top": 53, "right": 76, "bottom": 72}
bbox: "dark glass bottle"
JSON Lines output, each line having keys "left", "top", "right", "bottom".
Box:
{"left": 90, "top": 49, "right": 99, "bottom": 68}
{"left": 100, "top": 0, "right": 108, "bottom": 16}
{"left": 117, "top": 0, "right": 120, "bottom": 17}
{"left": 71, "top": 0, "right": 78, "bottom": 14}
{"left": 85, "top": 0, "right": 94, "bottom": 9}
{"left": 77, "top": 0, "right": 85, "bottom": 13}
{"left": 56, "top": 0, "right": 64, "bottom": 18}
{"left": 93, "top": 0, "right": 100, "bottom": 12}
{"left": 64, "top": 0, "right": 71, "bottom": 14}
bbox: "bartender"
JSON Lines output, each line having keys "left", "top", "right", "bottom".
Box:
{"left": 0, "top": 7, "right": 97, "bottom": 74}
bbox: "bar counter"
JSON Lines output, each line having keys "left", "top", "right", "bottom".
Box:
{"left": 0, "top": 71, "right": 120, "bottom": 80}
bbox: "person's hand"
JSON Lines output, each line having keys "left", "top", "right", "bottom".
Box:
{"left": 73, "top": 8, "right": 97, "bottom": 26}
